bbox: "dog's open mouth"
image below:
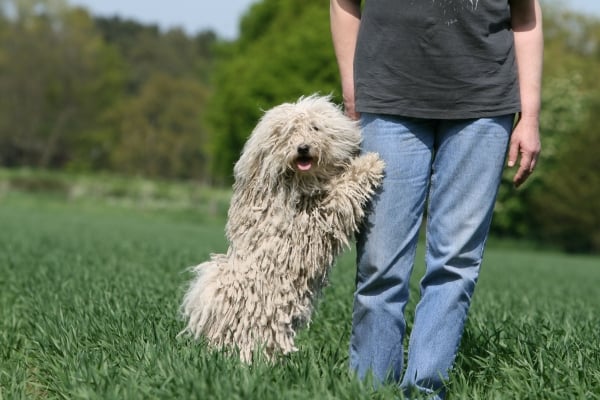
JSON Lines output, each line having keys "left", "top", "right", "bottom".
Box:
{"left": 296, "top": 156, "right": 314, "bottom": 172}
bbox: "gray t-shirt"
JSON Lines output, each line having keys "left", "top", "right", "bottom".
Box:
{"left": 354, "top": 0, "right": 520, "bottom": 119}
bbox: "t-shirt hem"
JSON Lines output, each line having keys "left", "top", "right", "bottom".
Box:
{"left": 355, "top": 104, "right": 521, "bottom": 120}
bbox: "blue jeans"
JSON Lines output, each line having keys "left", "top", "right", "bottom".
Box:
{"left": 350, "top": 113, "right": 513, "bottom": 399}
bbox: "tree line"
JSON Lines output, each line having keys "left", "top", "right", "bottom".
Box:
{"left": 1, "top": 0, "right": 598, "bottom": 252}
{"left": 0, "top": 0, "right": 214, "bottom": 179}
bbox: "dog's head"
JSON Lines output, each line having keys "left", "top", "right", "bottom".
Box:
{"left": 234, "top": 94, "right": 361, "bottom": 190}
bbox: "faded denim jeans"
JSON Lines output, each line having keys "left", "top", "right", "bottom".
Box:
{"left": 350, "top": 113, "right": 513, "bottom": 399}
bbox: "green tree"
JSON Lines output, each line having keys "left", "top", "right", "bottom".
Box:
{"left": 110, "top": 74, "right": 209, "bottom": 179}
{"left": 206, "top": 0, "right": 341, "bottom": 183}
{"left": 91, "top": 16, "right": 217, "bottom": 179}
{"left": 532, "top": 98, "right": 600, "bottom": 252}
{"left": 0, "top": 1, "right": 216, "bottom": 176}
{"left": 94, "top": 16, "right": 216, "bottom": 92}
{"left": 0, "top": 0, "right": 125, "bottom": 169}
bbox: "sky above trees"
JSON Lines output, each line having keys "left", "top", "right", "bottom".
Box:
{"left": 68, "top": 0, "right": 600, "bottom": 39}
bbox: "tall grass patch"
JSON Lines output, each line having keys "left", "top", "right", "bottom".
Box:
{"left": 1, "top": 188, "right": 598, "bottom": 399}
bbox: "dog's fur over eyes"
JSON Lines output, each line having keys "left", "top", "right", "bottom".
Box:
{"left": 180, "top": 94, "right": 384, "bottom": 363}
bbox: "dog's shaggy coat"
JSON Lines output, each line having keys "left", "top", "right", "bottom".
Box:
{"left": 181, "top": 95, "right": 384, "bottom": 363}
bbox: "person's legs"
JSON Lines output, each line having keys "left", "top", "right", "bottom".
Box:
{"left": 350, "top": 113, "right": 435, "bottom": 383}
{"left": 400, "top": 116, "right": 513, "bottom": 399}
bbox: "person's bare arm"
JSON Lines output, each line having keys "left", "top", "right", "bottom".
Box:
{"left": 508, "top": 0, "right": 543, "bottom": 188}
{"left": 330, "top": 0, "right": 361, "bottom": 120}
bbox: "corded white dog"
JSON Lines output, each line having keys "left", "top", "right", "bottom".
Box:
{"left": 181, "top": 94, "right": 384, "bottom": 363}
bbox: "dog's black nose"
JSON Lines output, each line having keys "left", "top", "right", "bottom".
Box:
{"left": 297, "top": 144, "right": 310, "bottom": 155}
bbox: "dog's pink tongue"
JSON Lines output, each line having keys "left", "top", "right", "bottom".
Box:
{"left": 297, "top": 160, "right": 312, "bottom": 171}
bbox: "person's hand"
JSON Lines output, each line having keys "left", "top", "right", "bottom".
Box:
{"left": 507, "top": 116, "right": 541, "bottom": 188}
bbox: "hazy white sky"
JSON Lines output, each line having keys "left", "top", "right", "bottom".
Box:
{"left": 68, "top": 0, "right": 600, "bottom": 39}
{"left": 68, "top": 0, "right": 256, "bottom": 39}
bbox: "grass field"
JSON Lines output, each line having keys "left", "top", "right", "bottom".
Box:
{"left": 1, "top": 182, "right": 599, "bottom": 399}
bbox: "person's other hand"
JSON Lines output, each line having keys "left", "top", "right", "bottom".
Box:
{"left": 507, "top": 116, "right": 541, "bottom": 188}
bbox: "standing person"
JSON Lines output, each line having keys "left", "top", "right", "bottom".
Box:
{"left": 330, "top": 0, "right": 542, "bottom": 398}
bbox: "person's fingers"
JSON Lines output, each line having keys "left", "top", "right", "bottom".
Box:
{"left": 513, "top": 151, "right": 533, "bottom": 188}
{"left": 507, "top": 140, "right": 520, "bottom": 167}
{"left": 513, "top": 168, "right": 528, "bottom": 188}
{"left": 529, "top": 153, "right": 539, "bottom": 173}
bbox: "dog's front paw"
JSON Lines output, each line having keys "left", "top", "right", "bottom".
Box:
{"left": 352, "top": 152, "right": 385, "bottom": 188}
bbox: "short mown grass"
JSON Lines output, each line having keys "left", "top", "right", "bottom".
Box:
{"left": 1, "top": 180, "right": 598, "bottom": 399}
